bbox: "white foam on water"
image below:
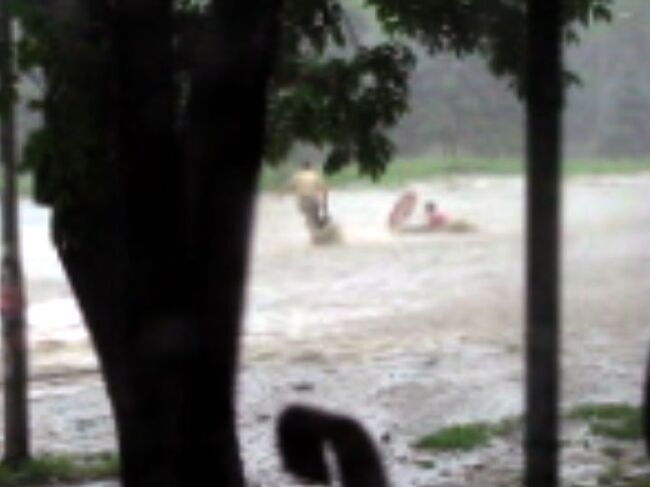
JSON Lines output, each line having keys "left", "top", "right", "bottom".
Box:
{"left": 27, "top": 298, "right": 86, "bottom": 344}
{"left": 16, "top": 200, "right": 68, "bottom": 281}
{"left": 28, "top": 298, "right": 82, "bottom": 328}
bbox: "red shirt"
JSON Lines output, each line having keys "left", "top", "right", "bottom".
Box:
{"left": 427, "top": 211, "right": 448, "bottom": 227}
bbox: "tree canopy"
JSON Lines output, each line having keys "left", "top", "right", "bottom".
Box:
{"left": 264, "top": 0, "right": 612, "bottom": 176}
{"left": 15, "top": 0, "right": 612, "bottom": 194}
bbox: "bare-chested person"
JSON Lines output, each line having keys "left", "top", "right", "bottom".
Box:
{"left": 286, "top": 161, "right": 329, "bottom": 230}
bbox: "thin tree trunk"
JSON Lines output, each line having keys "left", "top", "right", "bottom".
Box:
{"left": 0, "top": 0, "right": 30, "bottom": 465}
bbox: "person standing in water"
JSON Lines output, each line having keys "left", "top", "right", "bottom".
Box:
{"left": 286, "top": 161, "right": 329, "bottom": 230}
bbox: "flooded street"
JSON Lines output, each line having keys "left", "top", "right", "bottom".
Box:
{"left": 3, "top": 173, "right": 650, "bottom": 485}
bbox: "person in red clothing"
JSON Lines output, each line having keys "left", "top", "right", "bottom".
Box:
{"left": 389, "top": 196, "right": 449, "bottom": 233}
{"left": 423, "top": 200, "right": 448, "bottom": 228}
{"left": 389, "top": 192, "right": 475, "bottom": 233}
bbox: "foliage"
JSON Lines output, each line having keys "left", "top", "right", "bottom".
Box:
{"left": 367, "top": 0, "right": 611, "bottom": 90}
{"left": 568, "top": 403, "right": 640, "bottom": 421}
{"left": 266, "top": 0, "right": 613, "bottom": 176}
{"left": 0, "top": 453, "right": 119, "bottom": 486}
{"left": 266, "top": 0, "right": 416, "bottom": 178}
{"left": 0, "top": 79, "right": 17, "bottom": 117}
{"left": 267, "top": 42, "right": 415, "bottom": 178}
{"left": 619, "top": 477, "right": 650, "bottom": 487}
{"left": 568, "top": 403, "right": 643, "bottom": 440}
{"left": 413, "top": 422, "right": 494, "bottom": 451}
{"left": 11, "top": 0, "right": 614, "bottom": 204}
{"left": 13, "top": 1, "right": 112, "bottom": 216}
{"left": 375, "top": 0, "right": 650, "bottom": 159}
{"left": 597, "top": 461, "right": 626, "bottom": 485}
{"left": 412, "top": 416, "right": 523, "bottom": 453}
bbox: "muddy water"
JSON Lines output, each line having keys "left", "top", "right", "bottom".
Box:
{"left": 245, "top": 176, "right": 525, "bottom": 344}
{"left": 238, "top": 173, "right": 650, "bottom": 485}
{"left": 4, "top": 174, "right": 650, "bottom": 486}
{"left": 244, "top": 173, "right": 650, "bottom": 371}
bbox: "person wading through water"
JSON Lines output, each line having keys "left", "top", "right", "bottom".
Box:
{"left": 286, "top": 161, "right": 330, "bottom": 231}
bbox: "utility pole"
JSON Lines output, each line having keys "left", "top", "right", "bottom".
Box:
{"left": 525, "top": 0, "right": 562, "bottom": 486}
{"left": 0, "top": 0, "right": 30, "bottom": 465}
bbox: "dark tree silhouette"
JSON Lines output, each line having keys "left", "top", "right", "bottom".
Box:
{"left": 13, "top": 0, "right": 613, "bottom": 485}
{"left": 22, "top": 0, "right": 283, "bottom": 484}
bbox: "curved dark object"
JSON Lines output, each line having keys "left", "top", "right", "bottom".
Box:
{"left": 277, "top": 405, "right": 389, "bottom": 486}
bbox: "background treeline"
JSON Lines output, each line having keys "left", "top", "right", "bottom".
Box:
{"left": 387, "top": 0, "right": 650, "bottom": 159}
{"left": 14, "top": 0, "right": 650, "bottom": 166}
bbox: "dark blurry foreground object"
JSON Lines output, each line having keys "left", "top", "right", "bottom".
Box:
{"left": 525, "top": 0, "right": 563, "bottom": 485}
{"left": 15, "top": 1, "right": 285, "bottom": 485}
{"left": 277, "top": 405, "right": 389, "bottom": 486}
{"left": 1, "top": 0, "right": 30, "bottom": 466}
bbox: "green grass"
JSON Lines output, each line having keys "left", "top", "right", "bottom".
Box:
{"left": 491, "top": 416, "right": 523, "bottom": 436}
{"left": 564, "top": 158, "right": 650, "bottom": 176}
{"left": 567, "top": 403, "right": 643, "bottom": 440}
{"left": 414, "top": 459, "right": 437, "bottom": 469}
{"left": 6, "top": 157, "right": 650, "bottom": 197}
{"left": 591, "top": 420, "right": 643, "bottom": 441}
{"left": 598, "top": 460, "right": 626, "bottom": 485}
{"left": 412, "top": 403, "right": 644, "bottom": 456}
{"left": 595, "top": 466, "right": 650, "bottom": 487}
{"left": 0, "top": 453, "right": 119, "bottom": 486}
{"left": 568, "top": 403, "right": 640, "bottom": 421}
{"left": 259, "top": 156, "right": 650, "bottom": 191}
{"left": 619, "top": 476, "right": 650, "bottom": 487}
{"left": 413, "top": 422, "right": 495, "bottom": 451}
{"left": 412, "top": 415, "right": 523, "bottom": 453}
{"left": 408, "top": 403, "right": 649, "bottom": 486}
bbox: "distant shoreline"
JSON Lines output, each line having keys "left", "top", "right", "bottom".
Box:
{"left": 6, "top": 158, "right": 650, "bottom": 199}
{"left": 259, "top": 157, "right": 650, "bottom": 191}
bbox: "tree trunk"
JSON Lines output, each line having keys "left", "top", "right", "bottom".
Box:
{"left": 0, "top": 0, "right": 30, "bottom": 465}
{"left": 49, "top": 1, "right": 282, "bottom": 485}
